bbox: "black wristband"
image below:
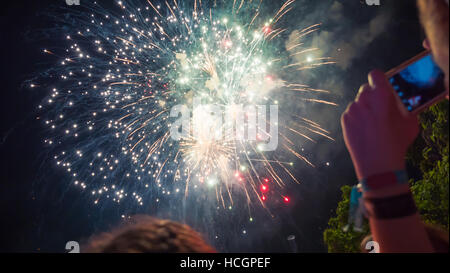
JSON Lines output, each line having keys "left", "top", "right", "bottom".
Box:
{"left": 364, "top": 193, "right": 418, "bottom": 219}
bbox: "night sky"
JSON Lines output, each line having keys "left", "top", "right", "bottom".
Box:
{"left": 0, "top": 0, "right": 424, "bottom": 253}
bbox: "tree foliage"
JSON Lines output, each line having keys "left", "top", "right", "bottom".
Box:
{"left": 410, "top": 102, "right": 449, "bottom": 229}
{"left": 323, "top": 185, "right": 370, "bottom": 253}
{"left": 324, "top": 101, "right": 449, "bottom": 252}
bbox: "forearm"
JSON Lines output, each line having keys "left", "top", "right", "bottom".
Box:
{"left": 363, "top": 184, "right": 434, "bottom": 252}
{"left": 368, "top": 212, "right": 433, "bottom": 253}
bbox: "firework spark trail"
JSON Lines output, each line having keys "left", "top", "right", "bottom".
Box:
{"left": 32, "top": 0, "right": 336, "bottom": 212}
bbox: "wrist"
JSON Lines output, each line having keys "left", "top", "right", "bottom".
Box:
{"left": 355, "top": 160, "right": 406, "bottom": 181}
{"left": 363, "top": 191, "right": 418, "bottom": 220}
{"left": 363, "top": 184, "right": 411, "bottom": 199}
{"left": 359, "top": 170, "right": 410, "bottom": 198}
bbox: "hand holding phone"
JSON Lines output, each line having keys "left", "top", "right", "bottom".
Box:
{"left": 386, "top": 51, "right": 447, "bottom": 114}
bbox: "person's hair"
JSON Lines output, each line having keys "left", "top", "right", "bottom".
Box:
{"left": 360, "top": 224, "right": 449, "bottom": 253}
{"left": 83, "top": 215, "right": 216, "bottom": 253}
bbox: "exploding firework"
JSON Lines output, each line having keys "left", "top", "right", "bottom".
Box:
{"left": 31, "top": 0, "right": 336, "bottom": 213}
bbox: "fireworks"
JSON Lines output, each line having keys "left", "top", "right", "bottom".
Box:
{"left": 33, "top": 0, "right": 336, "bottom": 211}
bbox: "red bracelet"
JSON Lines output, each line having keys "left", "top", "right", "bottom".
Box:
{"left": 360, "top": 170, "right": 408, "bottom": 192}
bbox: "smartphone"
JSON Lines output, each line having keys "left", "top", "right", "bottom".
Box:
{"left": 386, "top": 51, "right": 447, "bottom": 114}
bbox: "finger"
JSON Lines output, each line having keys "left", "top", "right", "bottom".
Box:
{"left": 341, "top": 104, "right": 353, "bottom": 133}
{"left": 341, "top": 102, "right": 360, "bottom": 124}
{"left": 341, "top": 103, "right": 352, "bottom": 125}
{"left": 341, "top": 102, "right": 364, "bottom": 146}
{"left": 423, "top": 39, "right": 431, "bottom": 50}
{"left": 355, "top": 83, "right": 372, "bottom": 109}
{"left": 368, "top": 69, "right": 391, "bottom": 92}
{"left": 369, "top": 70, "right": 414, "bottom": 117}
{"left": 368, "top": 69, "right": 395, "bottom": 114}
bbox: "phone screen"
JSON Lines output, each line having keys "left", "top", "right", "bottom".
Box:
{"left": 389, "top": 54, "right": 446, "bottom": 112}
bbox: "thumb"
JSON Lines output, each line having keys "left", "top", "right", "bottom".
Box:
{"left": 368, "top": 69, "right": 391, "bottom": 94}
{"left": 368, "top": 69, "right": 396, "bottom": 113}
{"left": 370, "top": 70, "right": 411, "bottom": 116}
